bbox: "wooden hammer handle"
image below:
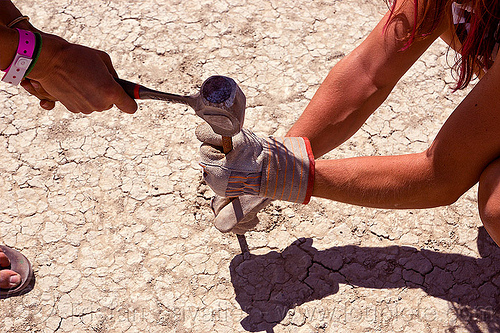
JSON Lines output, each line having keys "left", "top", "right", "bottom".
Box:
{"left": 222, "top": 136, "right": 233, "bottom": 154}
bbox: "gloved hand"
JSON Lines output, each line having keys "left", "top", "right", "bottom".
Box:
{"left": 196, "top": 123, "right": 315, "bottom": 204}
{"left": 211, "top": 195, "right": 271, "bottom": 234}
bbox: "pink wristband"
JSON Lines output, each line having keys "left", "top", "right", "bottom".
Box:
{"left": 2, "top": 29, "right": 36, "bottom": 85}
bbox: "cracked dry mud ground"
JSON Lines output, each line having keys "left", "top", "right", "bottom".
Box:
{"left": 1, "top": 0, "right": 499, "bottom": 332}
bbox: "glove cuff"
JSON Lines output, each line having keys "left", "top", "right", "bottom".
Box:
{"left": 260, "top": 136, "right": 315, "bottom": 204}
{"left": 302, "top": 137, "right": 315, "bottom": 204}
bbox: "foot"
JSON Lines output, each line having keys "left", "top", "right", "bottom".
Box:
{"left": 0, "top": 247, "right": 21, "bottom": 289}
{"left": 0, "top": 245, "right": 33, "bottom": 297}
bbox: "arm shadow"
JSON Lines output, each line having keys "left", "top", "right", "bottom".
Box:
{"left": 230, "top": 227, "right": 500, "bottom": 332}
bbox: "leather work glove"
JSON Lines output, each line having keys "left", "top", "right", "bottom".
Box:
{"left": 211, "top": 195, "right": 272, "bottom": 234}
{"left": 196, "top": 123, "right": 315, "bottom": 204}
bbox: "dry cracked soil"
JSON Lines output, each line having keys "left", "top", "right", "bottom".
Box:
{"left": 0, "top": 0, "right": 499, "bottom": 332}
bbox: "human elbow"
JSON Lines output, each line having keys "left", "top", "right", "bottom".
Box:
{"left": 420, "top": 152, "right": 474, "bottom": 207}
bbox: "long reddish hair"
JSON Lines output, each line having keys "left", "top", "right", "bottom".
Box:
{"left": 386, "top": 0, "right": 500, "bottom": 89}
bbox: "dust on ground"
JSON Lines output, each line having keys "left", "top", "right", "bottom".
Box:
{"left": 1, "top": 1, "right": 499, "bottom": 332}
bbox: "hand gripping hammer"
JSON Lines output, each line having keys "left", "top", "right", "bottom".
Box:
{"left": 117, "top": 76, "right": 250, "bottom": 253}
{"left": 116, "top": 76, "right": 245, "bottom": 153}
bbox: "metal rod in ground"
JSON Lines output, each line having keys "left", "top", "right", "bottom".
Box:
{"left": 236, "top": 234, "right": 250, "bottom": 259}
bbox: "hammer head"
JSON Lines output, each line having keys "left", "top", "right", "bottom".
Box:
{"left": 196, "top": 76, "right": 246, "bottom": 137}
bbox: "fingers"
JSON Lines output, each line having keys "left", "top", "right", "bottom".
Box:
{"left": 22, "top": 80, "right": 56, "bottom": 110}
{"left": 211, "top": 195, "right": 233, "bottom": 215}
{"left": 211, "top": 196, "right": 271, "bottom": 234}
{"left": 99, "top": 50, "right": 119, "bottom": 78}
{"left": 21, "top": 79, "right": 54, "bottom": 100}
{"left": 21, "top": 79, "right": 57, "bottom": 110}
{"left": 200, "top": 143, "right": 225, "bottom": 159}
{"left": 100, "top": 52, "right": 137, "bottom": 114}
{"left": 232, "top": 217, "right": 260, "bottom": 235}
{"left": 40, "top": 100, "right": 56, "bottom": 110}
{"left": 21, "top": 76, "right": 137, "bottom": 114}
{"left": 98, "top": 51, "right": 137, "bottom": 114}
{"left": 65, "top": 77, "right": 136, "bottom": 114}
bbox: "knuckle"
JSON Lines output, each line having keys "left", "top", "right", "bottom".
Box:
{"left": 98, "top": 50, "right": 111, "bottom": 60}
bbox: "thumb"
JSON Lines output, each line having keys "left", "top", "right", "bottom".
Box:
{"left": 196, "top": 123, "right": 223, "bottom": 146}
{"left": 99, "top": 52, "right": 137, "bottom": 114}
{"left": 212, "top": 198, "right": 241, "bottom": 233}
{"left": 113, "top": 80, "right": 138, "bottom": 114}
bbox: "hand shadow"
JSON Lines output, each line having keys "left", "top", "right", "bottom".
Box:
{"left": 230, "top": 227, "right": 500, "bottom": 332}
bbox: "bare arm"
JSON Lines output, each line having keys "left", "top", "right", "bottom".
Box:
{"left": 0, "top": 1, "right": 35, "bottom": 69}
{"left": 286, "top": 0, "right": 499, "bottom": 208}
{"left": 287, "top": 1, "right": 449, "bottom": 157}
{"left": 313, "top": 52, "right": 500, "bottom": 209}
{"left": 291, "top": 0, "right": 500, "bottom": 210}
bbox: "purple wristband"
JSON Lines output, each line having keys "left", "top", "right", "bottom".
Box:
{"left": 2, "top": 29, "right": 36, "bottom": 85}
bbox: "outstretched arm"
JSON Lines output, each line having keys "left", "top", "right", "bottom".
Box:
{"left": 313, "top": 52, "right": 500, "bottom": 210}
{"left": 291, "top": 0, "right": 500, "bottom": 210}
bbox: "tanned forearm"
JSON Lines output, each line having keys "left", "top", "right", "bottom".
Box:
{"left": 0, "top": 1, "right": 23, "bottom": 25}
{"left": 0, "top": 25, "right": 18, "bottom": 70}
{"left": 0, "top": 1, "right": 38, "bottom": 70}
{"left": 286, "top": 0, "right": 448, "bottom": 158}
{"left": 311, "top": 153, "right": 453, "bottom": 209}
{"left": 286, "top": 50, "right": 394, "bottom": 158}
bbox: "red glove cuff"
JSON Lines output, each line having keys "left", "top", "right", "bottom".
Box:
{"left": 302, "top": 137, "right": 315, "bottom": 204}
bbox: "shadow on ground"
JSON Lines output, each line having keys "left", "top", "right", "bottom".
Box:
{"left": 230, "top": 227, "right": 500, "bottom": 332}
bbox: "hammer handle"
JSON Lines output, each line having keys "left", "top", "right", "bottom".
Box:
{"left": 222, "top": 136, "right": 233, "bottom": 154}
{"left": 116, "top": 77, "right": 140, "bottom": 99}
{"left": 115, "top": 77, "right": 197, "bottom": 108}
